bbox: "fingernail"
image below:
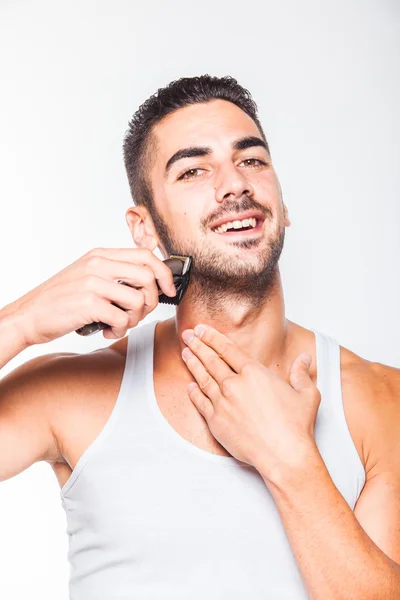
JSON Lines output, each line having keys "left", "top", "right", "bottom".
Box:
{"left": 194, "top": 325, "right": 206, "bottom": 338}
{"left": 182, "top": 330, "right": 195, "bottom": 344}
{"left": 182, "top": 347, "right": 193, "bottom": 360}
{"left": 169, "top": 284, "right": 176, "bottom": 296}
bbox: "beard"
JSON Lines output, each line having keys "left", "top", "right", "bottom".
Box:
{"left": 148, "top": 198, "right": 286, "bottom": 311}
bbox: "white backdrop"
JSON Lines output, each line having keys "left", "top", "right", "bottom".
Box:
{"left": 0, "top": 1, "right": 399, "bottom": 598}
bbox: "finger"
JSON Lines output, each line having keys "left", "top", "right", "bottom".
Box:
{"left": 115, "top": 265, "right": 161, "bottom": 314}
{"left": 88, "top": 247, "right": 176, "bottom": 297}
{"left": 182, "top": 330, "right": 233, "bottom": 386}
{"left": 89, "top": 271, "right": 158, "bottom": 314}
{"left": 187, "top": 382, "right": 214, "bottom": 421}
{"left": 289, "top": 353, "right": 315, "bottom": 393}
{"left": 182, "top": 348, "right": 224, "bottom": 405}
{"left": 191, "top": 324, "right": 251, "bottom": 374}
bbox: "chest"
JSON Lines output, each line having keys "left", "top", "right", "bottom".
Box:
{"left": 53, "top": 366, "right": 233, "bottom": 489}
{"left": 154, "top": 372, "right": 235, "bottom": 457}
{"left": 53, "top": 349, "right": 366, "bottom": 492}
{"left": 61, "top": 448, "right": 309, "bottom": 598}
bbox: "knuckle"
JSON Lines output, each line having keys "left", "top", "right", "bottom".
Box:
{"left": 220, "top": 395, "right": 232, "bottom": 411}
{"left": 117, "top": 312, "right": 130, "bottom": 328}
{"left": 87, "top": 247, "right": 103, "bottom": 257}
{"left": 142, "top": 302, "right": 156, "bottom": 316}
{"left": 83, "top": 290, "right": 97, "bottom": 308}
{"left": 197, "top": 398, "right": 207, "bottom": 413}
{"left": 86, "top": 254, "right": 104, "bottom": 272}
{"left": 207, "top": 356, "right": 219, "bottom": 372}
{"left": 217, "top": 340, "right": 234, "bottom": 359}
{"left": 199, "top": 374, "right": 212, "bottom": 390}
{"left": 129, "top": 297, "right": 143, "bottom": 312}
{"left": 211, "top": 412, "right": 224, "bottom": 429}
{"left": 141, "top": 267, "right": 154, "bottom": 286}
{"left": 142, "top": 247, "right": 153, "bottom": 259}
{"left": 82, "top": 275, "right": 98, "bottom": 291}
{"left": 206, "top": 329, "right": 215, "bottom": 343}
{"left": 129, "top": 288, "right": 144, "bottom": 307}
{"left": 221, "top": 376, "right": 235, "bottom": 394}
{"left": 241, "top": 360, "right": 257, "bottom": 376}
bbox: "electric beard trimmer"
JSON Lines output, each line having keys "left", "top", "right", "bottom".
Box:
{"left": 75, "top": 254, "right": 192, "bottom": 336}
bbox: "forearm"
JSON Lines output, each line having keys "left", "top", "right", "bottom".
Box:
{"left": 0, "top": 305, "right": 30, "bottom": 371}
{"left": 257, "top": 444, "right": 400, "bottom": 600}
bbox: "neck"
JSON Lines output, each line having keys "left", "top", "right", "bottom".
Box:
{"left": 159, "top": 268, "right": 293, "bottom": 376}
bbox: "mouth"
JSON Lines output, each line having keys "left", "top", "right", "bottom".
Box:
{"left": 210, "top": 217, "right": 265, "bottom": 238}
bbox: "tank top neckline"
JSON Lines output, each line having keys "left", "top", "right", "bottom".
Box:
{"left": 140, "top": 319, "right": 321, "bottom": 466}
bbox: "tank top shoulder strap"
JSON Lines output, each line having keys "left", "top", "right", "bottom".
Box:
{"left": 311, "top": 327, "right": 365, "bottom": 490}
{"left": 311, "top": 328, "right": 342, "bottom": 419}
{"left": 59, "top": 320, "right": 155, "bottom": 498}
{"left": 126, "top": 318, "right": 159, "bottom": 375}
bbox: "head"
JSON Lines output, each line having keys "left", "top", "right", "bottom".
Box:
{"left": 124, "top": 75, "right": 290, "bottom": 304}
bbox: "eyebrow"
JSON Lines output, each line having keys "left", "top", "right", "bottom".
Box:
{"left": 164, "top": 136, "right": 269, "bottom": 177}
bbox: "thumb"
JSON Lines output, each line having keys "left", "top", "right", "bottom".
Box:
{"left": 289, "top": 353, "right": 314, "bottom": 393}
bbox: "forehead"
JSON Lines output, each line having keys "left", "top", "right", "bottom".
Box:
{"left": 152, "top": 99, "right": 262, "bottom": 159}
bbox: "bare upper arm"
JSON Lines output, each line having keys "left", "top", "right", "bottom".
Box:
{"left": 352, "top": 362, "right": 400, "bottom": 565}
{"left": 0, "top": 352, "right": 78, "bottom": 482}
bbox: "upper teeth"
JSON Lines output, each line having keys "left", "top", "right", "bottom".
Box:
{"left": 212, "top": 217, "right": 257, "bottom": 233}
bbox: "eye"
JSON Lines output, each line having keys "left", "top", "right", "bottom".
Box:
{"left": 240, "top": 158, "right": 267, "bottom": 168}
{"left": 178, "top": 168, "right": 205, "bottom": 181}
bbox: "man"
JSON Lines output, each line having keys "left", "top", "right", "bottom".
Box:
{"left": 0, "top": 75, "right": 399, "bottom": 599}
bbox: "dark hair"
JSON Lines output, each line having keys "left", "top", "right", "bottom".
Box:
{"left": 123, "top": 74, "right": 269, "bottom": 215}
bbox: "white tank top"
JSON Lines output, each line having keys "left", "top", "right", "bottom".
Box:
{"left": 60, "top": 319, "right": 365, "bottom": 600}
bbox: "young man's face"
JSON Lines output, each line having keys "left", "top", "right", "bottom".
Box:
{"left": 137, "top": 99, "right": 290, "bottom": 296}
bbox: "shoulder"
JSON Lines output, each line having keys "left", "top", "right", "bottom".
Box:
{"left": 339, "top": 344, "right": 400, "bottom": 476}
{"left": 340, "top": 345, "right": 399, "bottom": 399}
{"left": 45, "top": 343, "right": 127, "bottom": 379}
{"left": 44, "top": 342, "right": 128, "bottom": 413}
{"left": 12, "top": 343, "right": 127, "bottom": 394}
{"left": 16, "top": 343, "right": 128, "bottom": 464}
{"left": 0, "top": 343, "right": 127, "bottom": 474}
{"left": 45, "top": 344, "right": 128, "bottom": 462}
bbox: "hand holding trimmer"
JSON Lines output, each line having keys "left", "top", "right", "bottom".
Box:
{"left": 76, "top": 254, "right": 192, "bottom": 336}
{"left": 2, "top": 248, "right": 192, "bottom": 346}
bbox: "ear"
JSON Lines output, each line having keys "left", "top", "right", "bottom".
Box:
{"left": 283, "top": 203, "right": 291, "bottom": 227}
{"left": 276, "top": 178, "right": 291, "bottom": 227}
{"left": 125, "top": 206, "right": 159, "bottom": 251}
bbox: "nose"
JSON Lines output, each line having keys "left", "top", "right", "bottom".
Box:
{"left": 214, "top": 162, "right": 255, "bottom": 203}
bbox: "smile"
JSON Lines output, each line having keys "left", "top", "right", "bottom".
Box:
{"left": 211, "top": 218, "right": 264, "bottom": 237}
